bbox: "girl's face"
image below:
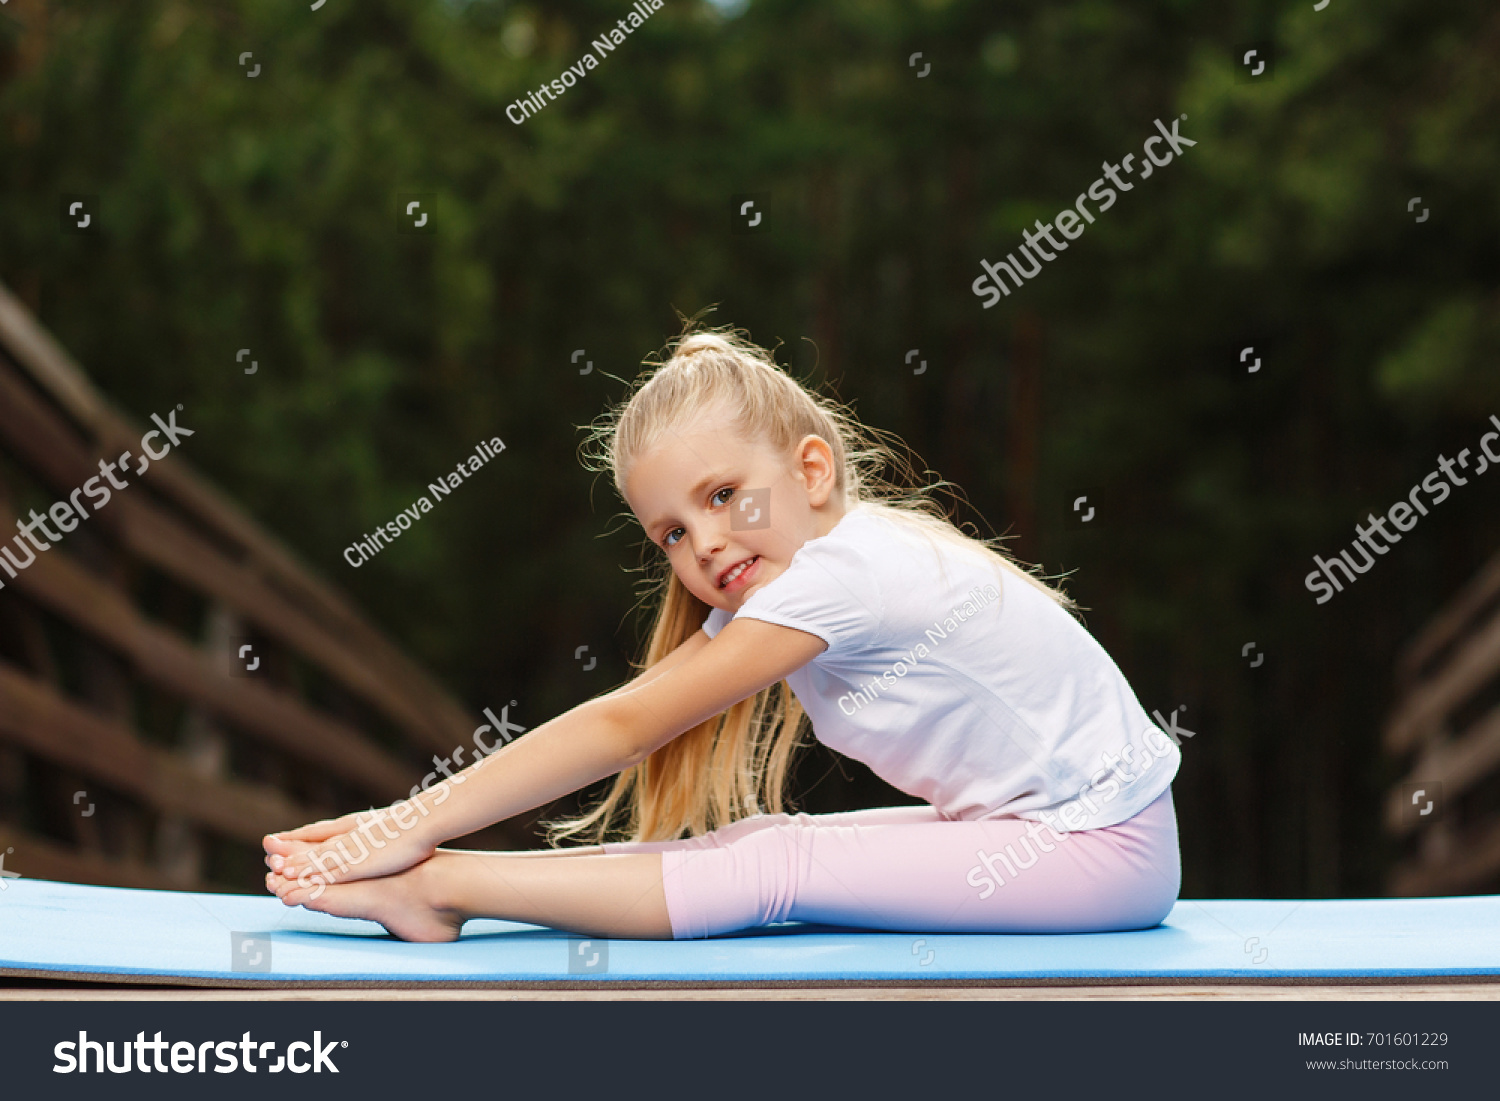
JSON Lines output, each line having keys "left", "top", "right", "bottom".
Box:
{"left": 623, "top": 413, "right": 845, "bottom": 613}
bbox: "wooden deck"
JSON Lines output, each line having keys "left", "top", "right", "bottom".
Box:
{"left": 3, "top": 979, "right": 1499, "bottom": 1000}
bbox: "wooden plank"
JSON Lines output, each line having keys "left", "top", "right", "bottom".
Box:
{"left": 0, "top": 823, "right": 194, "bottom": 892}
{"left": 0, "top": 283, "right": 110, "bottom": 432}
{"left": 155, "top": 604, "right": 239, "bottom": 885}
{"left": 1398, "top": 551, "right": 1500, "bottom": 688}
{"left": 1386, "top": 705, "right": 1500, "bottom": 835}
{"left": 0, "top": 287, "right": 482, "bottom": 743}
{"left": 0, "top": 355, "right": 472, "bottom": 756}
{"left": 1387, "top": 816, "right": 1500, "bottom": 896}
{"left": 0, "top": 509, "right": 419, "bottom": 800}
{"left": 1384, "top": 609, "right": 1500, "bottom": 754}
{"left": 123, "top": 503, "right": 475, "bottom": 756}
{"left": 0, "top": 660, "right": 315, "bottom": 845}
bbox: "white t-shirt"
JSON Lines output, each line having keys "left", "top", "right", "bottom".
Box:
{"left": 701, "top": 503, "right": 1179, "bottom": 831}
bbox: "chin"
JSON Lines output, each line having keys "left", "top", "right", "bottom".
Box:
{"left": 694, "top": 561, "right": 776, "bottom": 609}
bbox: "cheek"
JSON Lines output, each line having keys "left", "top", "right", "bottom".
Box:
{"left": 668, "top": 556, "right": 704, "bottom": 591}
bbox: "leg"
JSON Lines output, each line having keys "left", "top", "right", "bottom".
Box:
{"left": 443, "top": 849, "right": 674, "bottom": 938}
{"left": 657, "top": 786, "right": 1181, "bottom": 938}
{"left": 264, "top": 839, "right": 609, "bottom": 879}
{"left": 599, "top": 803, "right": 945, "bottom": 854}
{"left": 269, "top": 848, "right": 674, "bottom": 939}
{"left": 267, "top": 806, "right": 945, "bottom": 941}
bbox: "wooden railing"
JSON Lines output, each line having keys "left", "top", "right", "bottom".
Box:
{"left": 1384, "top": 550, "right": 1500, "bottom": 895}
{"left": 0, "top": 281, "right": 522, "bottom": 893}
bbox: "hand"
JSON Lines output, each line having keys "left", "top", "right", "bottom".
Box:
{"left": 263, "top": 804, "right": 437, "bottom": 898}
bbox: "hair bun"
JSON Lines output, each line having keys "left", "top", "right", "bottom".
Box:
{"left": 672, "top": 333, "right": 733, "bottom": 360}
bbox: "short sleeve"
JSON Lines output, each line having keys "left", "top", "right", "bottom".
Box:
{"left": 704, "top": 527, "right": 885, "bottom": 658}
{"left": 702, "top": 605, "right": 732, "bottom": 639}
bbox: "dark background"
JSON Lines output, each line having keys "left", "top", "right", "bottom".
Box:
{"left": 1, "top": 0, "right": 1497, "bottom": 899}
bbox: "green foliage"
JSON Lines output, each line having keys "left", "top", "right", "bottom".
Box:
{"left": 1, "top": 0, "right": 1496, "bottom": 896}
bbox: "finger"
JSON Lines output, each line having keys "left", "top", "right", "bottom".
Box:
{"left": 264, "top": 832, "right": 311, "bottom": 854}
{"left": 280, "top": 843, "right": 336, "bottom": 879}
{"left": 272, "top": 811, "right": 373, "bottom": 850}
{"left": 277, "top": 839, "right": 323, "bottom": 872}
{"left": 278, "top": 814, "right": 363, "bottom": 841}
{"left": 267, "top": 839, "right": 322, "bottom": 872}
{"left": 286, "top": 848, "right": 348, "bottom": 885}
{"left": 266, "top": 821, "right": 338, "bottom": 845}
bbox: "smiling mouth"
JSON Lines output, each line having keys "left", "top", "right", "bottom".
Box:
{"left": 718, "top": 556, "right": 758, "bottom": 588}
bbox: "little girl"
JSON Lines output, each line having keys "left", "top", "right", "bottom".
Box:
{"left": 264, "top": 329, "right": 1182, "bottom": 942}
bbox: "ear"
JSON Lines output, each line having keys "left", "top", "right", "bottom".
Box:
{"left": 794, "top": 434, "right": 839, "bottom": 507}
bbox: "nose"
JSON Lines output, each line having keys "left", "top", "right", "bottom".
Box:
{"left": 694, "top": 523, "right": 727, "bottom": 563}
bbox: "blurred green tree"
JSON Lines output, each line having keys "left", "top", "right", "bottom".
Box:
{"left": 1, "top": 0, "right": 1496, "bottom": 897}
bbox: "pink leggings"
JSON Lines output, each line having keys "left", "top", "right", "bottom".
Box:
{"left": 601, "top": 785, "right": 1181, "bottom": 939}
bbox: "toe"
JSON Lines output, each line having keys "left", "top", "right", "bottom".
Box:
{"left": 279, "top": 883, "right": 310, "bottom": 906}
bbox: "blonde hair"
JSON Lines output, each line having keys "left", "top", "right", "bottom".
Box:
{"left": 542, "top": 325, "right": 1078, "bottom": 845}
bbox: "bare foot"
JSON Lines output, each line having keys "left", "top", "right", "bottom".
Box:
{"left": 266, "top": 854, "right": 466, "bottom": 944}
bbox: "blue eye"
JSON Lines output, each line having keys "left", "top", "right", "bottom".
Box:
{"left": 660, "top": 487, "right": 735, "bottom": 549}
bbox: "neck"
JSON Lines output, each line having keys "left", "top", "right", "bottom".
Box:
{"left": 812, "top": 497, "right": 852, "bottom": 539}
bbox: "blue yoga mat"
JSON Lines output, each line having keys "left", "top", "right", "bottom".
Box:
{"left": 3, "top": 878, "right": 1498, "bottom": 984}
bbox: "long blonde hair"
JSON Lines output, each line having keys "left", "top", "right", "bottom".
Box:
{"left": 542, "top": 325, "right": 1078, "bottom": 845}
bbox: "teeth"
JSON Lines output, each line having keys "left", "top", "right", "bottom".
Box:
{"left": 722, "top": 557, "right": 754, "bottom": 587}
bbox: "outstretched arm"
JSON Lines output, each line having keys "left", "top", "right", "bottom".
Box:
{"left": 269, "top": 617, "right": 826, "bottom": 889}
{"left": 264, "top": 630, "right": 714, "bottom": 852}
